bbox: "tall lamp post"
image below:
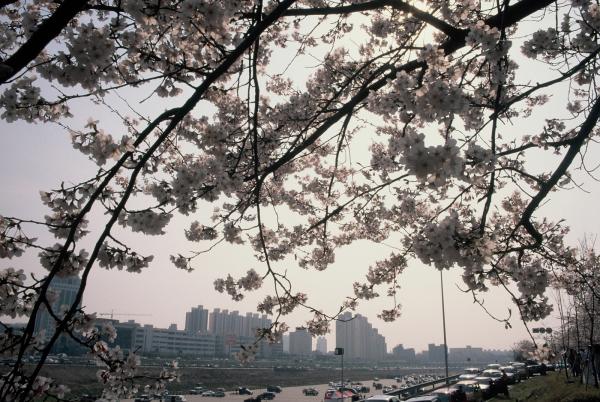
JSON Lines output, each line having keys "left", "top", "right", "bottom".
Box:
{"left": 335, "top": 348, "right": 345, "bottom": 402}
{"left": 440, "top": 270, "right": 449, "bottom": 385}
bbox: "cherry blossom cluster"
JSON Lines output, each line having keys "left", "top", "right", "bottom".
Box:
{"left": 97, "top": 243, "right": 154, "bottom": 273}
{"left": 39, "top": 244, "right": 89, "bottom": 277}
{"left": 521, "top": 28, "right": 561, "bottom": 59}
{"left": 412, "top": 212, "right": 495, "bottom": 278}
{"left": 213, "top": 269, "right": 263, "bottom": 301}
{"left": 71, "top": 120, "right": 135, "bottom": 166}
{"left": 117, "top": 210, "right": 172, "bottom": 235}
{"left": 0, "top": 375, "right": 70, "bottom": 402}
{"left": 0, "top": 268, "right": 34, "bottom": 319}
{"left": 0, "top": 217, "right": 34, "bottom": 259}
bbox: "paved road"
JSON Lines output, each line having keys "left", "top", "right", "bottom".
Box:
{"left": 158, "top": 378, "right": 403, "bottom": 402}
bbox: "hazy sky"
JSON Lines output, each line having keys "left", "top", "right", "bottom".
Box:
{"left": 1, "top": 6, "right": 598, "bottom": 354}
{"left": 1, "top": 93, "right": 594, "bottom": 354}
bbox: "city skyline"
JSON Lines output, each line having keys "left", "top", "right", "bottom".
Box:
{"left": 31, "top": 280, "right": 516, "bottom": 356}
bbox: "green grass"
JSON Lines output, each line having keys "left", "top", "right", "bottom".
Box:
{"left": 488, "top": 372, "right": 600, "bottom": 402}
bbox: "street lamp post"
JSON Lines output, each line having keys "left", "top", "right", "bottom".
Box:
{"left": 440, "top": 270, "right": 449, "bottom": 385}
{"left": 335, "top": 348, "right": 345, "bottom": 402}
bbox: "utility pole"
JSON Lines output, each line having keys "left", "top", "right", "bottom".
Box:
{"left": 335, "top": 347, "right": 345, "bottom": 402}
{"left": 441, "top": 270, "right": 449, "bottom": 385}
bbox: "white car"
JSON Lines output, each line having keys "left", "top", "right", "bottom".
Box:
{"left": 458, "top": 367, "right": 481, "bottom": 381}
{"left": 366, "top": 395, "right": 400, "bottom": 402}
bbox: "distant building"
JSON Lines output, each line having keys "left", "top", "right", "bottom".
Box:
{"left": 97, "top": 319, "right": 215, "bottom": 356}
{"left": 336, "top": 312, "right": 386, "bottom": 360}
{"left": 289, "top": 327, "right": 312, "bottom": 356}
{"left": 392, "top": 344, "right": 416, "bottom": 362}
{"left": 316, "top": 336, "right": 327, "bottom": 354}
{"left": 185, "top": 305, "right": 209, "bottom": 334}
{"left": 282, "top": 334, "right": 290, "bottom": 353}
{"left": 34, "top": 275, "right": 81, "bottom": 344}
{"left": 214, "top": 334, "right": 283, "bottom": 358}
{"left": 449, "top": 345, "right": 512, "bottom": 363}
{"left": 208, "top": 308, "right": 271, "bottom": 337}
{"left": 428, "top": 343, "right": 446, "bottom": 363}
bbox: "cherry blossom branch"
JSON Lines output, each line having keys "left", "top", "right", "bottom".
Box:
{"left": 262, "top": 0, "right": 555, "bottom": 182}
{"left": 519, "top": 95, "right": 600, "bottom": 247}
{"left": 0, "top": 0, "right": 90, "bottom": 84}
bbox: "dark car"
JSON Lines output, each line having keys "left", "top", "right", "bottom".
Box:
{"left": 239, "top": 387, "right": 253, "bottom": 395}
{"left": 258, "top": 392, "right": 277, "bottom": 400}
{"left": 525, "top": 360, "right": 545, "bottom": 376}
{"left": 303, "top": 388, "right": 319, "bottom": 396}
{"left": 267, "top": 386, "right": 282, "bottom": 393}
{"left": 213, "top": 391, "right": 225, "bottom": 398}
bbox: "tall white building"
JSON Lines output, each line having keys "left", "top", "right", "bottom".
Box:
{"left": 289, "top": 327, "right": 312, "bottom": 356}
{"left": 335, "top": 312, "right": 386, "bottom": 360}
{"left": 316, "top": 336, "right": 327, "bottom": 354}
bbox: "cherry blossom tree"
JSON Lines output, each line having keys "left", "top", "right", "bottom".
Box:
{"left": 1, "top": 0, "right": 600, "bottom": 399}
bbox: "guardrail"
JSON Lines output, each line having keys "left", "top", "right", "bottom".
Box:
{"left": 386, "top": 375, "right": 461, "bottom": 400}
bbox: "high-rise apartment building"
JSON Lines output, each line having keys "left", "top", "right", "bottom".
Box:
{"left": 34, "top": 275, "right": 81, "bottom": 342}
{"left": 316, "top": 336, "right": 327, "bottom": 354}
{"left": 208, "top": 308, "right": 271, "bottom": 337}
{"left": 185, "top": 305, "right": 209, "bottom": 334}
{"left": 335, "top": 312, "right": 387, "bottom": 360}
{"left": 289, "top": 327, "right": 312, "bottom": 356}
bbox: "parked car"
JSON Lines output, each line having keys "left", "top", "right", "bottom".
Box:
{"left": 499, "top": 365, "right": 519, "bottom": 384}
{"left": 365, "top": 394, "right": 400, "bottom": 402}
{"left": 190, "top": 387, "right": 206, "bottom": 395}
{"left": 201, "top": 391, "right": 215, "bottom": 397}
{"left": 134, "top": 395, "right": 152, "bottom": 402}
{"left": 486, "top": 363, "right": 502, "bottom": 370}
{"left": 458, "top": 367, "right": 481, "bottom": 381}
{"left": 303, "top": 388, "right": 319, "bottom": 396}
{"left": 426, "top": 388, "right": 453, "bottom": 402}
{"left": 511, "top": 362, "right": 529, "bottom": 379}
{"left": 267, "top": 386, "right": 282, "bottom": 393}
{"left": 404, "top": 396, "right": 442, "bottom": 402}
{"left": 239, "top": 387, "right": 253, "bottom": 395}
{"left": 455, "top": 380, "right": 483, "bottom": 402}
{"left": 324, "top": 389, "right": 355, "bottom": 401}
{"left": 373, "top": 382, "right": 383, "bottom": 390}
{"left": 163, "top": 396, "right": 187, "bottom": 402}
{"left": 525, "top": 360, "right": 545, "bottom": 376}
{"left": 213, "top": 391, "right": 225, "bottom": 397}
{"left": 475, "top": 369, "right": 509, "bottom": 399}
{"left": 258, "top": 392, "right": 277, "bottom": 400}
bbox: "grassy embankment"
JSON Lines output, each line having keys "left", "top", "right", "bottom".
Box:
{"left": 488, "top": 372, "right": 600, "bottom": 402}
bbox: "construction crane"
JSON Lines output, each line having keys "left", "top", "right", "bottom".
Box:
{"left": 97, "top": 310, "right": 152, "bottom": 320}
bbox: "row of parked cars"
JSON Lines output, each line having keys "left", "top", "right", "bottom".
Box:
{"left": 395, "top": 361, "right": 549, "bottom": 402}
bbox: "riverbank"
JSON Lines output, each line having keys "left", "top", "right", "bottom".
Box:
{"left": 488, "top": 372, "right": 600, "bottom": 402}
